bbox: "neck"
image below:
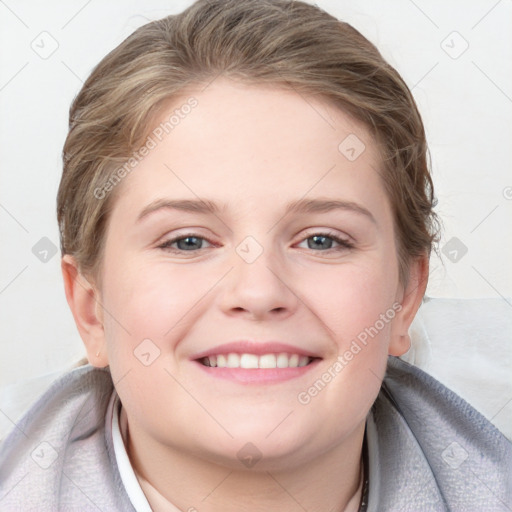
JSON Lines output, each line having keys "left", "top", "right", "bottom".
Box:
{"left": 122, "top": 407, "right": 366, "bottom": 512}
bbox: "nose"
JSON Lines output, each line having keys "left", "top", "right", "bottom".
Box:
{"left": 218, "top": 244, "right": 299, "bottom": 321}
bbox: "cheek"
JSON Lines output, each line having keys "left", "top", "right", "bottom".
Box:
{"left": 296, "top": 259, "right": 397, "bottom": 414}
{"left": 100, "top": 260, "right": 208, "bottom": 424}
{"left": 105, "top": 270, "right": 172, "bottom": 329}
{"left": 100, "top": 258, "right": 223, "bottom": 363}
{"left": 300, "top": 255, "right": 398, "bottom": 341}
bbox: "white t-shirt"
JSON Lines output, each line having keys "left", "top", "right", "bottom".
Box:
{"left": 109, "top": 392, "right": 153, "bottom": 511}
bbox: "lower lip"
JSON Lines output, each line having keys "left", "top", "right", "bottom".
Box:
{"left": 193, "top": 359, "right": 320, "bottom": 384}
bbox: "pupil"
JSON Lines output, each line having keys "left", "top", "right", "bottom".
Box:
{"left": 309, "top": 235, "right": 332, "bottom": 250}
{"left": 178, "top": 237, "right": 201, "bottom": 250}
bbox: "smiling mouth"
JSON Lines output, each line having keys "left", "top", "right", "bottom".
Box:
{"left": 198, "top": 353, "right": 317, "bottom": 369}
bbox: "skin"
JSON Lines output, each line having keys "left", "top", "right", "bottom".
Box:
{"left": 62, "top": 79, "right": 428, "bottom": 512}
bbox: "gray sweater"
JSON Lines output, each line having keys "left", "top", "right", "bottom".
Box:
{"left": 0, "top": 356, "right": 511, "bottom": 511}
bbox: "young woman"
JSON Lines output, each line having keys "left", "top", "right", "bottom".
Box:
{"left": 1, "top": 1, "right": 510, "bottom": 510}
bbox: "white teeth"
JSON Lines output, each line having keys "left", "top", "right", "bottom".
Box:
{"left": 276, "top": 353, "right": 289, "bottom": 368}
{"left": 298, "top": 356, "right": 309, "bottom": 367}
{"left": 240, "top": 353, "right": 259, "bottom": 368}
{"left": 227, "top": 353, "right": 240, "bottom": 368}
{"left": 201, "top": 352, "right": 313, "bottom": 369}
{"left": 259, "top": 354, "right": 277, "bottom": 368}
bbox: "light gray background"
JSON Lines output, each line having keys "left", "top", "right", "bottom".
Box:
{"left": 1, "top": 0, "right": 511, "bottom": 388}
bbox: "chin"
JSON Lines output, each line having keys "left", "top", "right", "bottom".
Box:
{"left": 194, "top": 423, "right": 317, "bottom": 471}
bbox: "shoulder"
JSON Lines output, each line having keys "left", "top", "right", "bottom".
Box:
{"left": 382, "top": 356, "right": 510, "bottom": 447}
{"left": 0, "top": 364, "right": 114, "bottom": 443}
{"left": 365, "top": 356, "right": 512, "bottom": 511}
{"left": 0, "top": 365, "right": 133, "bottom": 510}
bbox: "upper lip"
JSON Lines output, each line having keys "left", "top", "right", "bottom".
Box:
{"left": 191, "top": 341, "right": 321, "bottom": 360}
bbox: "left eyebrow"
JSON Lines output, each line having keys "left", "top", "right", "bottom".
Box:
{"left": 136, "top": 197, "right": 376, "bottom": 225}
{"left": 284, "top": 198, "right": 377, "bottom": 224}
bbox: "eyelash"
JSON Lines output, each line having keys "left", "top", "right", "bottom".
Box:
{"left": 156, "top": 231, "right": 354, "bottom": 254}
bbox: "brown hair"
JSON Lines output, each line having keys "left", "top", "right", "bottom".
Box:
{"left": 57, "top": 0, "right": 440, "bottom": 286}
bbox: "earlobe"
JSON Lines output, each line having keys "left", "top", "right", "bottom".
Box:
{"left": 389, "top": 333, "right": 412, "bottom": 357}
{"left": 389, "top": 256, "right": 429, "bottom": 357}
{"left": 61, "top": 255, "right": 109, "bottom": 367}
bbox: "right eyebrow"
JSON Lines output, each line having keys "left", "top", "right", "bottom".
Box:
{"left": 136, "top": 199, "right": 221, "bottom": 222}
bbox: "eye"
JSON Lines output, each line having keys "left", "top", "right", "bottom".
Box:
{"left": 156, "top": 231, "right": 352, "bottom": 254}
{"left": 157, "top": 234, "right": 213, "bottom": 252}
{"left": 297, "top": 232, "right": 354, "bottom": 252}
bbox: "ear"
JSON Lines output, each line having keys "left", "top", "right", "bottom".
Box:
{"left": 61, "top": 255, "right": 109, "bottom": 367}
{"left": 389, "top": 255, "right": 429, "bottom": 357}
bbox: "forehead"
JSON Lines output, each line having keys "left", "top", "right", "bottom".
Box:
{"left": 111, "top": 79, "right": 390, "bottom": 221}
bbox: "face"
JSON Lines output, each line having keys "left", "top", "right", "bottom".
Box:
{"left": 83, "top": 79, "right": 417, "bottom": 470}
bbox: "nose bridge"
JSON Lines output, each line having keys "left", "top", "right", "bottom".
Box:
{"left": 219, "top": 235, "right": 298, "bottom": 318}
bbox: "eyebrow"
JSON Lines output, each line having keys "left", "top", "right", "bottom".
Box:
{"left": 136, "top": 197, "right": 376, "bottom": 224}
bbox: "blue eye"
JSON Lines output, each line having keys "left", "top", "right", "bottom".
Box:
{"left": 157, "top": 232, "right": 353, "bottom": 254}
{"left": 298, "top": 233, "right": 354, "bottom": 251}
{"left": 158, "top": 235, "right": 212, "bottom": 252}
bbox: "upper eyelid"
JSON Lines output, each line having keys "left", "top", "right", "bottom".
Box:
{"left": 158, "top": 229, "right": 349, "bottom": 241}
